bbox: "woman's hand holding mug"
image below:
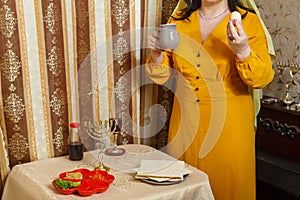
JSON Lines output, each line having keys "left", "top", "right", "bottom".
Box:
{"left": 148, "top": 23, "right": 179, "bottom": 64}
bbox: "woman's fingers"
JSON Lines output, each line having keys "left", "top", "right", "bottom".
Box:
{"left": 227, "top": 19, "right": 251, "bottom": 59}
{"left": 234, "top": 19, "right": 245, "bottom": 36}
{"left": 148, "top": 30, "right": 163, "bottom": 50}
{"left": 227, "top": 20, "right": 238, "bottom": 41}
{"left": 227, "top": 19, "right": 247, "bottom": 42}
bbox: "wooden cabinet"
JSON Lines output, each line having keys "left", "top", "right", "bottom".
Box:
{"left": 256, "top": 100, "right": 300, "bottom": 200}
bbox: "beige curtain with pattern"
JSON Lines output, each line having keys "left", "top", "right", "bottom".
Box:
{"left": 0, "top": 0, "right": 178, "bottom": 195}
{"left": 139, "top": 0, "right": 178, "bottom": 149}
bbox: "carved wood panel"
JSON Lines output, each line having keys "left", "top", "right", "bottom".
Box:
{"left": 256, "top": 102, "right": 300, "bottom": 161}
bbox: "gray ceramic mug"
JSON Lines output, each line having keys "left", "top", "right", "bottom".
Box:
{"left": 160, "top": 23, "right": 179, "bottom": 50}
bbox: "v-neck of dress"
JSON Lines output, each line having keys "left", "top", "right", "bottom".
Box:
{"left": 195, "top": 10, "right": 230, "bottom": 44}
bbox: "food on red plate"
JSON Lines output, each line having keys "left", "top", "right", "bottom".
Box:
{"left": 88, "top": 172, "right": 106, "bottom": 180}
{"left": 65, "top": 172, "right": 83, "bottom": 180}
{"left": 86, "top": 170, "right": 115, "bottom": 184}
{"left": 53, "top": 169, "right": 115, "bottom": 196}
{"left": 59, "top": 168, "right": 90, "bottom": 180}
{"left": 88, "top": 173, "right": 105, "bottom": 180}
{"left": 52, "top": 178, "right": 81, "bottom": 195}
{"left": 53, "top": 179, "right": 81, "bottom": 190}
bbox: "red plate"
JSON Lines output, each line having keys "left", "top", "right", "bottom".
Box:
{"left": 77, "top": 180, "right": 109, "bottom": 196}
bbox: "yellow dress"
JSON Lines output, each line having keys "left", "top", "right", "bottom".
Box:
{"left": 146, "top": 8, "right": 274, "bottom": 200}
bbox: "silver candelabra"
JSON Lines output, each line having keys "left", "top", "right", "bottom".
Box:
{"left": 84, "top": 120, "right": 112, "bottom": 170}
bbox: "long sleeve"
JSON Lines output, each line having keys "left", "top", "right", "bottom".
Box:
{"left": 235, "top": 13, "right": 274, "bottom": 88}
{"left": 145, "top": 51, "right": 174, "bottom": 85}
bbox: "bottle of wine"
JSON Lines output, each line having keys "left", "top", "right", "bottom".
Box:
{"left": 68, "top": 122, "right": 83, "bottom": 161}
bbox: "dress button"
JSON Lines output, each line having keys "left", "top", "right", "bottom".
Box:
{"left": 196, "top": 76, "right": 200, "bottom": 79}
{"left": 195, "top": 87, "right": 199, "bottom": 91}
{"left": 197, "top": 64, "right": 201, "bottom": 68}
{"left": 196, "top": 99, "right": 200, "bottom": 103}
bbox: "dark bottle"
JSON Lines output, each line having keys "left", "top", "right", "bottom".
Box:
{"left": 68, "top": 122, "right": 83, "bottom": 161}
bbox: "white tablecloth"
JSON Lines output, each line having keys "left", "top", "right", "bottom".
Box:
{"left": 2, "top": 144, "right": 214, "bottom": 200}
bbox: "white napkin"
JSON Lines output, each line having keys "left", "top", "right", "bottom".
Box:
{"left": 135, "top": 160, "right": 192, "bottom": 182}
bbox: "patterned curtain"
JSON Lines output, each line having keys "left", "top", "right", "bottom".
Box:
{"left": 0, "top": 0, "right": 178, "bottom": 195}
{"left": 140, "top": 0, "right": 178, "bottom": 150}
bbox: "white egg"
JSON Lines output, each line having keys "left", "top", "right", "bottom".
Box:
{"left": 230, "top": 11, "right": 241, "bottom": 21}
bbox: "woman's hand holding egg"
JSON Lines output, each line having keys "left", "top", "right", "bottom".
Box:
{"left": 227, "top": 11, "right": 251, "bottom": 60}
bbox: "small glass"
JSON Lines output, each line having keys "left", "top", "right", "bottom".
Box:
{"left": 104, "top": 109, "right": 126, "bottom": 156}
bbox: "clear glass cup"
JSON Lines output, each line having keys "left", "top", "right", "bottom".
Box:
{"left": 104, "top": 109, "right": 126, "bottom": 156}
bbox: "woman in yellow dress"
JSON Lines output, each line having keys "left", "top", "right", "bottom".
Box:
{"left": 146, "top": 0, "right": 274, "bottom": 199}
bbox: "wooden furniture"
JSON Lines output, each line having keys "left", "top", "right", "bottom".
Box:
{"left": 256, "top": 99, "right": 300, "bottom": 200}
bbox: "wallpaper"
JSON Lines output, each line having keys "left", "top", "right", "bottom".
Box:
{"left": 256, "top": 0, "right": 300, "bottom": 102}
